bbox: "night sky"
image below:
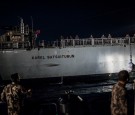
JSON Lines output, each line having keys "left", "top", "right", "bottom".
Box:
{"left": 0, "top": 0, "right": 135, "bottom": 41}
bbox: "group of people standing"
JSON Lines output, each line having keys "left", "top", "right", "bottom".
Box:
{"left": 0, "top": 70, "right": 132, "bottom": 115}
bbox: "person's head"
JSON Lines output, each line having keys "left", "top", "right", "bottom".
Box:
{"left": 11, "top": 73, "right": 20, "bottom": 83}
{"left": 118, "top": 70, "right": 129, "bottom": 83}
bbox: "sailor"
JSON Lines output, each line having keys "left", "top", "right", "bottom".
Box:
{"left": 111, "top": 70, "right": 129, "bottom": 115}
{"left": 0, "top": 73, "right": 32, "bottom": 115}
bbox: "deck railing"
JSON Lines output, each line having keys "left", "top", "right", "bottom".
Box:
{"left": 0, "top": 35, "right": 135, "bottom": 50}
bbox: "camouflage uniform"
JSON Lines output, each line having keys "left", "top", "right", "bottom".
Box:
{"left": 111, "top": 82, "right": 127, "bottom": 115}
{"left": 1, "top": 83, "right": 26, "bottom": 115}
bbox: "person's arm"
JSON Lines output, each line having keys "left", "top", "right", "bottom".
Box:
{"left": 1, "top": 86, "right": 6, "bottom": 102}
{"left": 20, "top": 85, "right": 32, "bottom": 98}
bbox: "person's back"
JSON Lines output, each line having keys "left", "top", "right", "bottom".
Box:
{"left": 111, "top": 70, "right": 129, "bottom": 115}
{"left": 1, "top": 83, "right": 23, "bottom": 115}
{"left": 1, "top": 73, "right": 31, "bottom": 115}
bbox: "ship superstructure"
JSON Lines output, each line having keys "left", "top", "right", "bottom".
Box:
{"left": 0, "top": 18, "right": 135, "bottom": 81}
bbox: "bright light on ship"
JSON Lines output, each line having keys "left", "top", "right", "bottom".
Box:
{"left": 117, "top": 54, "right": 127, "bottom": 70}
{"left": 105, "top": 55, "right": 114, "bottom": 73}
{"left": 118, "top": 55, "right": 124, "bottom": 61}
{"left": 106, "top": 55, "right": 114, "bottom": 62}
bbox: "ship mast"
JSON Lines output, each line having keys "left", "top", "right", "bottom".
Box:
{"left": 31, "top": 16, "right": 33, "bottom": 33}
{"left": 31, "top": 16, "right": 35, "bottom": 48}
{"left": 20, "top": 17, "right": 25, "bottom": 48}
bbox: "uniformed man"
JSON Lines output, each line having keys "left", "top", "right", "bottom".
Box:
{"left": 111, "top": 70, "right": 129, "bottom": 115}
{"left": 1, "top": 73, "right": 31, "bottom": 115}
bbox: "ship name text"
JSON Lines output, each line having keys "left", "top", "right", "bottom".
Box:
{"left": 32, "top": 54, "right": 75, "bottom": 59}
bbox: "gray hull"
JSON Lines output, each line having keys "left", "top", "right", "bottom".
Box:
{"left": 0, "top": 45, "right": 134, "bottom": 80}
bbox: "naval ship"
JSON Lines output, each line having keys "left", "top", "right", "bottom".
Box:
{"left": 0, "top": 18, "right": 135, "bottom": 82}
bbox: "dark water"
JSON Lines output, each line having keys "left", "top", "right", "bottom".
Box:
{"left": 0, "top": 80, "right": 134, "bottom": 115}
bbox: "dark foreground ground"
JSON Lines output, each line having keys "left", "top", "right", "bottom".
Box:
{"left": 0, "top": 80, "right": 134, "bottom": 115}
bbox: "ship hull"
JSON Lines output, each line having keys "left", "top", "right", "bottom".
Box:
{"left": 0, "top": 45, "right": 134, "bottom": 81}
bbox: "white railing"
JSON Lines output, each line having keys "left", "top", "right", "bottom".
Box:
{"left": 0, "top": 35, "right": 135, "bottom": 50}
